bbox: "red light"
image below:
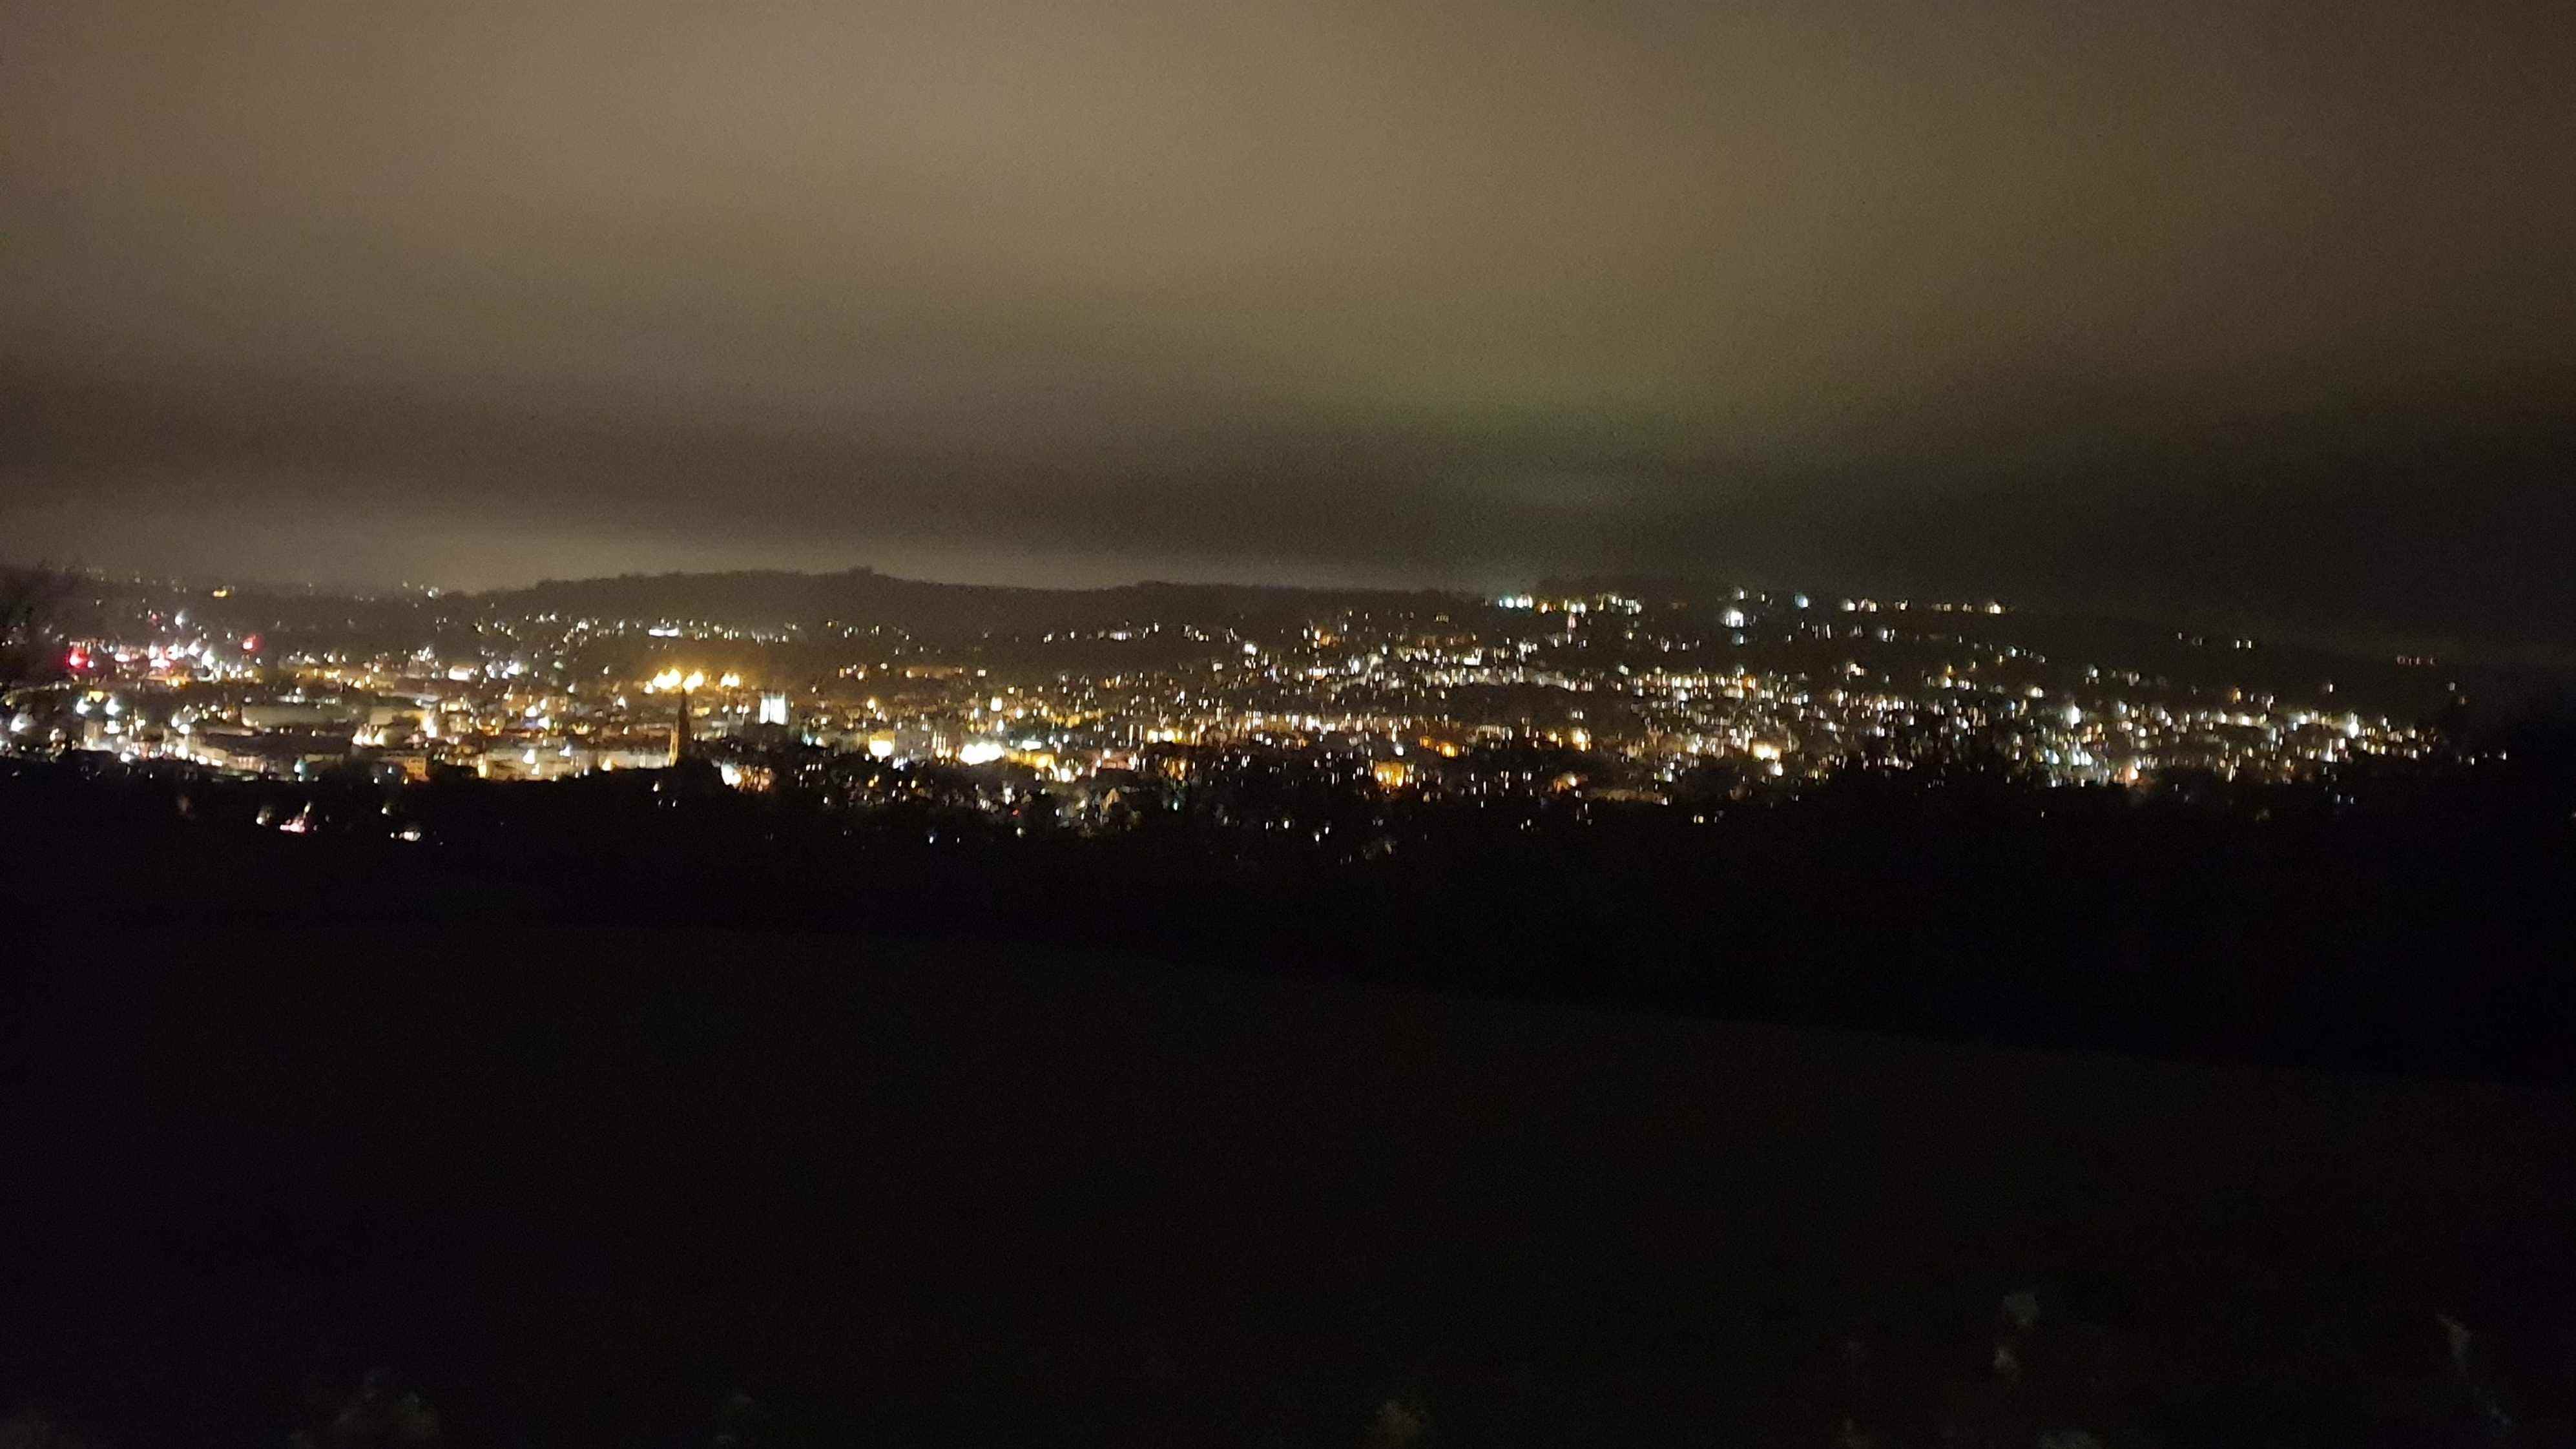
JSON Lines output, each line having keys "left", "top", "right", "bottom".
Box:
{"left": 243, "top": 634, "right": 262, "bottom": 652}
{"left": 65, "top": 649, "right": 88, "bottom": 671}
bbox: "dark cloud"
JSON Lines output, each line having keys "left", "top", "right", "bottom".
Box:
{"left": 5, "top": 0, "right": 2571, "bottom": 651}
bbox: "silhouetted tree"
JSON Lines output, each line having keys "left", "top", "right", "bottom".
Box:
{"left": 291, "top": 1367, "right": 439, "bottom": 1449}
{"left": 0, "top": 1405, "right": 96, "bottom": 1449}
{"left": 0, "top": 565, "right": 72, "bottom": 694}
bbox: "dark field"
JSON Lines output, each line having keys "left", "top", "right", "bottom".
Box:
{"left": 6, "top": 926, "right": 2570, "bottom": 1446}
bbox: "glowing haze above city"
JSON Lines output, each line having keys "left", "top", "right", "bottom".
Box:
{"left": 6, "top": 0, "right": 2573, "bottom": 659}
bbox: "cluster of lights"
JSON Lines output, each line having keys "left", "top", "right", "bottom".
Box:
{"left": 8, "top": 578, "right": 2441, "bottom": 804}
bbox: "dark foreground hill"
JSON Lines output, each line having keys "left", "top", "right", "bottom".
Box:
{"left": 5, "top": 923, "right": 2572, "bottom": 1447}
{"left": 12, "top": 745, "right": 2573, "bottom": 1086}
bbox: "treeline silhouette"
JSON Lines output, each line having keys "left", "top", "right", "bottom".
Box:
{"left": 10, "top": 713, "right": 2570, "bottom": 1082}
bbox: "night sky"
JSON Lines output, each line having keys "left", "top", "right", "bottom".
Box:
{"left": 5, "top": 1, "right": 2570, "bottom": 651}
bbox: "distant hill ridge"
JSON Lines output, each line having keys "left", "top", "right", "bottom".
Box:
{"left": 462, "top": 566, "right": 1471, "bottom": 639}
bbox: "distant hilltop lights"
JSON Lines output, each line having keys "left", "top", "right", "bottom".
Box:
{"left": 1495, "top": 590, "right": 2004, "bottom": 617}
{"left": 1492, "top": 593, "right": 1643, "bottom": 615}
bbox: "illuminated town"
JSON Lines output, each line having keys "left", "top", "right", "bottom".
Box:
{"left": 2, "top": 570, "right": 2455, "bottom": 844}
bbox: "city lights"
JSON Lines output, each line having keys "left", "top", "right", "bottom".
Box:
{"left": 3, "top": 572, "right": 2436, "bottom": 818}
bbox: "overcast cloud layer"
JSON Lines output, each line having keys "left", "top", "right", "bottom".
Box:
{"left": 5, "top": 0, "right": 2571, "bottom": 649}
